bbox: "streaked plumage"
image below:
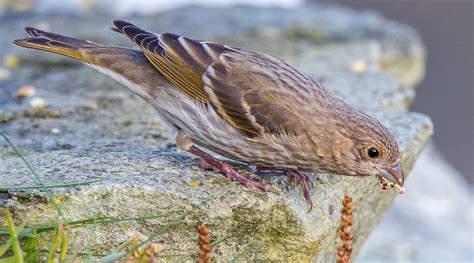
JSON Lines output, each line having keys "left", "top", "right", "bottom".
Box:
{"left": 14, "top": 20, "right": 405, "bottom": 209}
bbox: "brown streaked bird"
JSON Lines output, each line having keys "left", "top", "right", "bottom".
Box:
{"left": 14, "top": 20, "right": 405, "bottom": 210}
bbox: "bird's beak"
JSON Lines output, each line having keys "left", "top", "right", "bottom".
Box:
{"left": 379, "top": 161, "right": 405, "bottom": 194}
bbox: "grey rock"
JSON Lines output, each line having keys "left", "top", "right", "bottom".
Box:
{"left": 0, "top": 5, "right": 432, "bottom": 262}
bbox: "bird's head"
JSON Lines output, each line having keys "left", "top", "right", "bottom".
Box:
{"left": 351, "top": 135, "right": 405, "bottom": 194}
{"left": 319, "top": 109, "right": 405, "bottom": 194}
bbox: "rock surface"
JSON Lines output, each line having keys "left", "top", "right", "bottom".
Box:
{"left": 0, "top": 5, "right": 432, "bottom": 261}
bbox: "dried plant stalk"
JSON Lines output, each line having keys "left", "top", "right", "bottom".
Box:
{"left": 337, "top": 195, "right": 353, "bottom": 263}
{"left": 196, "top": 224, "right": 212, "bottom": 263}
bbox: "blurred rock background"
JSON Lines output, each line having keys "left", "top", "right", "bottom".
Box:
{"left": 0, "top": 0, "right": 472, "bottom": 262}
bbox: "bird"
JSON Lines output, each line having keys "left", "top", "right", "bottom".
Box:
{"left": 13, "top": 20, "right": 405, "bottom": 210}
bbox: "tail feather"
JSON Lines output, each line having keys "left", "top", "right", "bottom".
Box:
{"left": 108, "top": 27, "right": 122, "bottom": 34}
{"left": 14, "top": 23, "right": 172, "bottom": 103}
{"left": 24, "top": 27, "right": 101, "bottom": 47}
{"left": 13, "top": 27, "right": 103, "bottom": 63}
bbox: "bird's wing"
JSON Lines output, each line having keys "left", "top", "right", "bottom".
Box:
{"left": 202, "top": 51, "right": 326, "bottom": 136}
{"left": 112, "top": 20, "right": 214, "bottom": 102}
{"left": 113, "top": 20, "right": 325, "bottom": 136}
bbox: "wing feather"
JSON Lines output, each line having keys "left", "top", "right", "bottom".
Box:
{"left": 112, "top": 20, "right": 321, "bottom": 137}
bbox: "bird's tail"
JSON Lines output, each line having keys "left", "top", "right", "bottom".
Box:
{"left": 13, "top": 25, "right": 167, "bottom": 102}
{"left": 13, "top": 27, "right": 103, "bottom": 64}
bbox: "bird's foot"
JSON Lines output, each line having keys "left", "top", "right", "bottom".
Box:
{"left": 189, "top": 146, "right": 277, "bottom": 194}
{"left": 284, "top": 170, "right": 314, "bottom": 211}
{"left": 192, "top": 158, "right": 220, "bottom": 172}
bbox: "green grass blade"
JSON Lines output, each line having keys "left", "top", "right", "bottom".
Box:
{"left": 0, "top": 229, "right": 35, "bottom": 238}
{"left": 112, "top": 235, "right": 136, "bottom": 253}
{"left": 0, "top": 217, "right": 28, "bottom": 257}
{"left": 0, "top": 239, "right": 13, "bottom": 257}
{"left": 0, "top": 179, "right": 103, "bottom": 190}
{"left": 0, "top": 256, "right": 17, "bottom": 263}
{"left": 23, "top": 229, "right": 39, "bottom": 263}
{"left": 59, "top": 230, "right": 68, "bottom": 262}
{"left": 46, "top": 224, "right": 64, "bottom": 263}
{"left": 0, "top": 129, "right": 65, "bottom": 220}
{"left": 5, "top": 209, "right": 24, "bottom": 263}
{"left": 0, "top": 214, "right": 166, "bottom": 237}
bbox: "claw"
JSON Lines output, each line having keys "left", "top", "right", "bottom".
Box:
{"left": 284, "top": 170, "right": 314, "bottom": 211}
{"left": 199, "top": 159, "right": 220, "bottom": 172}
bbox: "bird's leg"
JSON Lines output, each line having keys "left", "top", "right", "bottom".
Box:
{"left": 198, "top": 159, "right": 258, "bottom": 179}
{"left": 176, "top": 132, "right": 277, "bottom": 193}
{"left": 189, "top": 148, "right": 277, "bottom": 193}
{"left": 283, "top": 170, "right": 314, "bottom": 210}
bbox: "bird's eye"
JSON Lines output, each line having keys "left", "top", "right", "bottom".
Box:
{"left": 368, "top": 147, "right": 379, "bottom": 158}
